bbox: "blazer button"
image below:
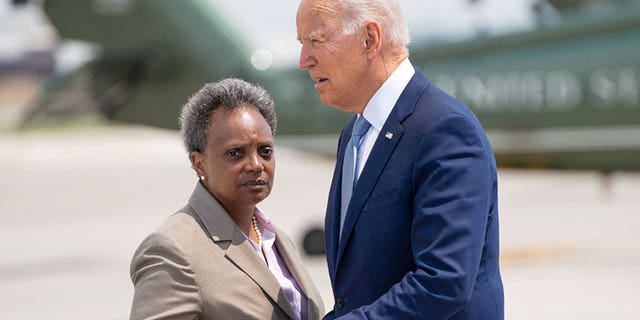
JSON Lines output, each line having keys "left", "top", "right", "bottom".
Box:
{"left": 335, "top": 297, "right": 345, "bottom": 309}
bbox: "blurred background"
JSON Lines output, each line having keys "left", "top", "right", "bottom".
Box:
{"left": 1, "top": 0, "right": 639, "bottom": 319}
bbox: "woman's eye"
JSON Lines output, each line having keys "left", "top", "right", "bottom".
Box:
{"left": 260, "top": 147, "right": 274, "bottom": 156}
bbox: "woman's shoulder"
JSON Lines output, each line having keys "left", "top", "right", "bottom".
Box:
{"left": 156, "top": 205, "right": 201, "bottom": 234}
{"left": 134, "top": 206, "right": 206, "bottom": 255}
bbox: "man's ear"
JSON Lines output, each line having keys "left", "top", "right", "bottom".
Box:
{"left": 364, "top": 20, "right": 382, "bottom": 57}
{"left": 190, "top": 151, "right": 205, "bottom": 177}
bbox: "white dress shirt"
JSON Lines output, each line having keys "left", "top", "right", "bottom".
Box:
{"left": 357, "top": 58, "right": 415, "bottom": 179}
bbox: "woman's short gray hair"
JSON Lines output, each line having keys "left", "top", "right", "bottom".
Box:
{"left": 339, "top": 0, "right": 410, "bottom": 47}
{"left": 179, "top": 78, "right": 277, "bottom": 154}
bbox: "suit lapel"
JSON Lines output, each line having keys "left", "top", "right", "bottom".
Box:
{"left": 335, "top": 121, "right": 404, "bottom": 267}
{"left": 335, "top": 69, "right": 430, "bottom": 269}
{"left": 188, "top": 182, "right": 297, "bottom": 320}
{"left": 326, "top": 124, "right": 352, "bottom": 281}
{"left": 274, "top": 228, "right": 322, "bottom": 320}
{"left": 225, "top": 232, "right": 298, "bottom": 320}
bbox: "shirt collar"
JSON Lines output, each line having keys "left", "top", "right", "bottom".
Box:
{"left": 362, "top": 58, "right": 415, "bottom": 131}
{"left": 254, "top": 206, "right": 274, "bottom": 233}
{"left": 253, "top": 206, "right": 276, "bottom": 252}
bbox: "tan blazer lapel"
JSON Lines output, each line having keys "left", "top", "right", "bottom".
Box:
{"left": 225, "top": 230, "right": 298, "bottom": 320}
{"left": 188, "top": 182, "right": 297, "bottom": 320}
{"left": 275, "top": 228, "right": 322, "bottom": 319}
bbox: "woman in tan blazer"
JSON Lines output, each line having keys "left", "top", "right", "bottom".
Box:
{"left": 130, "top": 78, "right": 324, "bottom": 320}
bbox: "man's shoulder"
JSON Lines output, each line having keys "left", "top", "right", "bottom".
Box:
{"left": 406, "top": 79, "right": 479, "bottom": 125}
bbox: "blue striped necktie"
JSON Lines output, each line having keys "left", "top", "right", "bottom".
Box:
{"left": 340, "top": 116, "right": 371, "bottom": 238}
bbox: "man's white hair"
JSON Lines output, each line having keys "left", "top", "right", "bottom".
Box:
{"left": 339, "top": 0, "right": 410, "bottom": 47}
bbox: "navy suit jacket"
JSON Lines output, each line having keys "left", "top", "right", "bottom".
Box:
{"left": 324, "top": 69, "right": 504, "bottom": 319}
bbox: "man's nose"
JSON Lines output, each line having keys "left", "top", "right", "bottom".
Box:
{"left": 298, "top": 45, "right": 315, "bottom": 70}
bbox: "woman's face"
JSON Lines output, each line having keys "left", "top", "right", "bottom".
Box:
{"left": 192, "top": 105, "right": 275, "bottom": 213}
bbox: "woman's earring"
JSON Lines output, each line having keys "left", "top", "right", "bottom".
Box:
{"left": 200, "top": 175, "right": 206, "bottom": 181}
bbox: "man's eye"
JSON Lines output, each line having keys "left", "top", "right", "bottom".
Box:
{"left": 226, "top": 150, "right": 240, "bottom": 157}
{"left": 310, "top": 38, "right": 322, "bottom": 46}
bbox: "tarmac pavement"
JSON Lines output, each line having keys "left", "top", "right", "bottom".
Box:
{"left": 1, "top": 125, "right": 639, "bottom": 319}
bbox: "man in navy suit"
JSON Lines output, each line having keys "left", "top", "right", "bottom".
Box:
{"left": 296, "top": 0, "right": 504, "bottom": 319}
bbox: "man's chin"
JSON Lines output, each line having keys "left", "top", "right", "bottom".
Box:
{"left": 318, "top": 95, "right": 337, "bottom": 108}
{"left": 317, "top": 94, "right": 350, "bottom": 112}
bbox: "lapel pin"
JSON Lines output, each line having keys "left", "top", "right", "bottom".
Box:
{"left": 385, "top": 132, "right": 394, "bottom": 139}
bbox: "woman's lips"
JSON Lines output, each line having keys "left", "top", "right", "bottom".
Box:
{"left": 244, "top": 179, "right": 267, "bottom": 189}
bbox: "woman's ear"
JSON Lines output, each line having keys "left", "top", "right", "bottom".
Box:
{"left": 190, "top": 151, "right": 205, "bottom": 177}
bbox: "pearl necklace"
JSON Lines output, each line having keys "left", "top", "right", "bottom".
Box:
{"left": 251, "top": 214, "right": 262, "bottom": 248}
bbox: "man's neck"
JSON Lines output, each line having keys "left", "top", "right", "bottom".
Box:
{"left": 349, "top": 46, "right": 408, "bottom": 113}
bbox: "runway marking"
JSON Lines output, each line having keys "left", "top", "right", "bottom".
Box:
{"left": 500, "top": 242, "right": 578, "bottom": 267}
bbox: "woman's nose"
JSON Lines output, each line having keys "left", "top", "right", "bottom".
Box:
{"left": 245, "top": 152, "right": 264, "bottom": 173}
